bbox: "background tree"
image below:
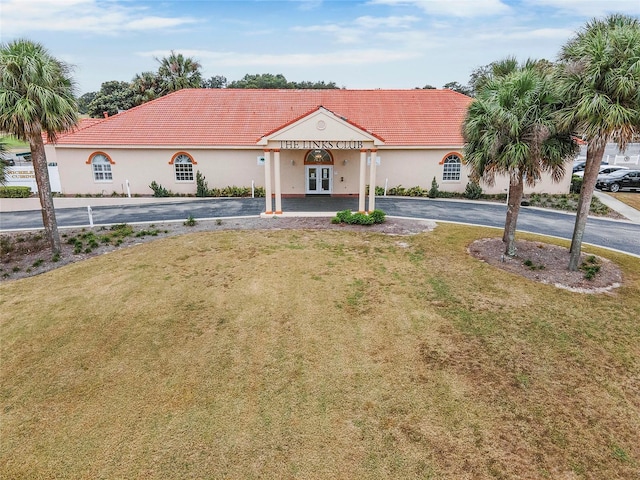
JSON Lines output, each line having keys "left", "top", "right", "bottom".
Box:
{"left": 556, "top": 14, "right": 640, "bottom": 271}
{"left": 0, "top": 39, "right": 78, "bottom": 253}
{"left": 77, "top": 91, "right": 96, "bottom": 114}
{"left": 228, "top": 73, "right": 290, "bottom": 89}
{"left": 131, "top": 71, "right": 161, "bottom": 106}
{"left": 443, "top": 81, "right": 473, "bottom": 96}
{"left": 202, "top": 75, "right": 228, "bottom": 89}
{"left": 463, "top": 59, "right": 578, "bottom": 256}
{"left": 156, "top": 50, "right": 202, "bottom": 94}
{"left": 291, "top": 80, "right": 338, "bottom": 89}
{"left": 226, "top": 73, "right": 339, "bottom": 89}
{"left": 87, "top": 80, "right": 135, "bottom": 117}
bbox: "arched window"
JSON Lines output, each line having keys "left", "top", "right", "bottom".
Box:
{"left": 442, "top": 154, "right": 461, "bottom": 181}
{"left": 173, "top": 153, "right": 194, "bottom": 181}
{"left": 90, "top": 153, "right": 113, "bottom": 182}
{"left": 304, "top": 149, "right": 333, "bottom": 164}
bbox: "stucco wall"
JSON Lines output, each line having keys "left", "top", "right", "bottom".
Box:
{"left": 52, "top": 146, "right": 573, "bottom": 196}
{"left": 54, "top": 147, "right": 266, "bottom": 196}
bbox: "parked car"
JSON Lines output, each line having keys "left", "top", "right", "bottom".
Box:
{"left": 572, "top": 159, "right": 609, "bottom": 174}
{"left": 572, "top": 161, "right": 587, "bottom": 173}
{"left": 573, "top": 165, "right": 628, "bottom": 179}
{"left": 596, "top": 169, "right": 640, "bottom": 192}
{"left": 1, "top": 157, "right": 16, "bottom": 166}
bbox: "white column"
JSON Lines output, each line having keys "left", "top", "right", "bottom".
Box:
{"left": 358, "top": 149, "right": 367, "bottom": 212}
{"left": 264, "top": 149, "right": 273, "bottom": 214}
{"left": 274, "top": 149, "right": 282, "bottom": 214}
{"left": 368, "top": 149, "right": 377, "bottom": 212}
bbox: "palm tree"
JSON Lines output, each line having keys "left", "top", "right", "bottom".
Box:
{"left": 0, "top": 39, "right": 78, "bottom": 254}
{"left": 556, "top": 14, "right": 640, "bottom": 271}
{"left": 131, "top": 71, "right": 161, "bottom": 106}
{"left": 464, "top": 59, "right": 578, "bottom": 256}
{"left": 156, "top": 51, "right": 202, "bottom": 95}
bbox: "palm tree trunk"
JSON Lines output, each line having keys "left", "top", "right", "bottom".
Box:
{"left": 503, "top": 176, "right": 524, "bottom": 257}
{"left": 568, "top": 142, "right": 606, "bottom": 271}
{"left": 29, "top": 133, "right": 61, "bottom": 255}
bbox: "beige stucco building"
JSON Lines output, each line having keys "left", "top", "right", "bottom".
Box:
{"left": 47, "top": 89, "right": 572, "bottom": 213}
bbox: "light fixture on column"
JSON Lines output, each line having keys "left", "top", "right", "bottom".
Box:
{"left": 291, "top": 159, "right": 295, "bottom": 166}
{"left": 343, "top": 159, "right": 348, "bottom": 165}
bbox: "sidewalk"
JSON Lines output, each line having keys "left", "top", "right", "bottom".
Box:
{"left": 593, "top": 191, "right": 640, "bottom": 223}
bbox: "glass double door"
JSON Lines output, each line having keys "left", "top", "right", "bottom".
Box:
{"left": 306, "top": 166, "right": 332, "bottom": 194}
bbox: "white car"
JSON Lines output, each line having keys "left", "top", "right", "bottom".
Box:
{"left": 573, "top": 165, "right": 628, "bottom": 179}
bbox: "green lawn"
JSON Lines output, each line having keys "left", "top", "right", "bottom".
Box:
{"left": 1, "top": 225, "right": 639, "bottom": 479}
{"left": 0, "top": 134, "right": 29, "bottom": 150}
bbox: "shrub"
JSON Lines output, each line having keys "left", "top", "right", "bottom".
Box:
{"left": 0, "top": 186, "right": 31, "bottom": 198}
{"left": 405, "top": 186, "right": 425, "bottom": 197}
{"left": 580, "top": 256, "right": 601, "bottom": 280}
{"left": 387, "top": 185, "right": 406, "bottom": 196}
{"left": 332, "top": 209, "right": 386, "bottom": 225}
{"left": 428, "top": 177, "right": 440, "bottom": 198}
{"left": 369, "top": 209, "right": 386, "bottom": 224}
{"left": 570, "top": 175, "right": 583, "bottom": 194}
{"left": 184, "top": 214, "right": 197, "bottom": 227}
{"left": 196, "top": 171, "right": 209, "bottom": 197}
{"left": 464, "top": 181, "right": 483, "bottom": 199}
{"left": 149, "top": 181, "right": 171, "bottom": 197}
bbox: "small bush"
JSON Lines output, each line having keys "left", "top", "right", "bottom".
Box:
{"left": 464, "top": 181, "right": 483, "bottom": 199}
{"left": 406, "top": 186, "right": 425, "bottom": 197}
{"left": 332, "top": 209, "right": 386, "bottom": 226}
{"left": 570, "top": 175, "right": 583, "bottom": 194}
{"left": 580, "top": 256, "right": 601, "bottom": 280}
{"left": 428, "top": 177, "right": 440, "bottom": 198}
{"left": 149, "top": 181, "right": 171, "bottom": 197}
{"left": 369, "top": 209, "right": 386, "bottom": 224}
{"left": 184, "top": 214, "right": 197, "bottom": 227}
{"left": 196, "top": 171, "right": 209, "bottom": 197}
{"left": 0, "top": 186, "right": 31, "bottom": 198}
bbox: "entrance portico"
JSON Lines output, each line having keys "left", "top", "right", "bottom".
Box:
{"left": 258, "top": 107, "right": 384, "bottom": 214}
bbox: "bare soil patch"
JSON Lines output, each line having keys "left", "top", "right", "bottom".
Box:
{"left": 1, "top": 216, "right": 624, "bottom": 293}
{"left": 469, "top": 237, "right": 623, "bottom": 293}
{"left": 0, "top": 217, "right": 435, "bottom": 282}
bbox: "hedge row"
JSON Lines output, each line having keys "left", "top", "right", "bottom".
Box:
{"left": 0, "top": 186, "right": 31, "bottom": 198}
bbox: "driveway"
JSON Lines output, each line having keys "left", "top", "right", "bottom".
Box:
{"left": 1, "top": 196, "right": 639, "bottom": 257}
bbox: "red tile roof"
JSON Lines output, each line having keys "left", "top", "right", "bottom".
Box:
{"left": 54, "top": 89, "right": 472, "bottom": 147}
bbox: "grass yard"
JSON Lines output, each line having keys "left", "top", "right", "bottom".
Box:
{"left": 610, "top": 192, "right": 640, "bottom": 211}
{"left": 0, "top": 134, "right": 29, "bottom": 150}
{"left": 1, "top": 224, "right": 639, "bottom": 479}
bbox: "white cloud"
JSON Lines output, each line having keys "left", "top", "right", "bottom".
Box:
{"left": 354, "top": 15, "right": 421, "bottom": 28}
{"left": 476, "top": 27, "right": 575, "bottom": 42}
{"left": 290, "top": 15, "right": 421, "bottom": 45}
{"left": 137, "top": 48, "right": 422, "bottom": 67}
{"left": 0, "top": 0, "right": 198, "bottom": 36}
{"left": 523, "top": 0, "right": 640, "bottom": 17}
{"left": 367, "top": 0, "right": 512, "bottom": 18}
{"left": 291, "top": 24, "right": 362, "bottom": 44}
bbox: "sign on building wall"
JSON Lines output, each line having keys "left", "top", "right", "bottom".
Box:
{"left": 3, "top": 166, "right": 62, "bottom": 193}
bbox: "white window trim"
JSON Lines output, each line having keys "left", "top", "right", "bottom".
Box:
{"left": 91, "top": 154, "right": 113, "bottom": 183}
{"left": 442, "top": 155, "right": 461, "bottom": 182}
{"left": 174, "top": 154, "right": 195, "bottom": 182}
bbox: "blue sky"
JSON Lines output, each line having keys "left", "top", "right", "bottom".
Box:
{"left": 1, "top": 0, "right": 639, "bottom": 95}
